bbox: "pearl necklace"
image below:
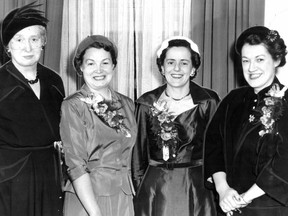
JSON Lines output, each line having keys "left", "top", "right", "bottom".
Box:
{"left": 164, "top": 90, "right": 190, "bottom": 101}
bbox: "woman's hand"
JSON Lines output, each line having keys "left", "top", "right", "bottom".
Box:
{"left": 212, "top": 172, "right": 243, "bottom": 213}
{"left": 218, "top": 186, "right": 243, "bottom": 213}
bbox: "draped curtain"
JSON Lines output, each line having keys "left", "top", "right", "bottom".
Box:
{"left": 0, "top": 0, "right": 265, "bottom": 99}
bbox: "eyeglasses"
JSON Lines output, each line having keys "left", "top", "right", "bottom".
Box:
{"left": 10, "top": 36, "right": 44, "bottom": 50}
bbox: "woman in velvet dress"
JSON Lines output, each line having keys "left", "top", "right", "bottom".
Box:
{"left": 132, "top": 36, "right": 219, "bottom": 216}
{"left": 204, "top": 26, "right": 288, "bottom": 216}
{"left": 0, "top": 3, "right": 65, "bottom": 216}
{"left": 60, "top": 35, "right": 137, "bottom": 216}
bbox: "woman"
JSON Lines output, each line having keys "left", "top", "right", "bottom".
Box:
{"left": 132, "top": 36, "right": 220, "bottom": 216}
{"left": 204, "top": 26, "right": 288, "bottom": 216}
{"left": 0, "top": 2, "right": 65, "bottom": 216}
{"left": 60, "top": 35, "right": 137, "bottom": 216}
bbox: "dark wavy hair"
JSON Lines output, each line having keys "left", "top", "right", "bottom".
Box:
{"left": 156, "top": 39, "right": 201, "bottom": 79}
{"left": 236, "top": 26, "right": 287, "bottom": 67}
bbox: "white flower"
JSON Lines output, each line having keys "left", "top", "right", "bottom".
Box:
{"left": 267, "top": 84, "right": 288, "bottom": 98}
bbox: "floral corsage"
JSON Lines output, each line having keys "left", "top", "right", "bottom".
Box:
{"left": 81, "top": 93, "right": 131, "bottom": 137}
{"left": 151, "top": 100, "right": 178, "bottom": 161}
{"left": 249, "top": 83, "right": 287, "bottom": 137}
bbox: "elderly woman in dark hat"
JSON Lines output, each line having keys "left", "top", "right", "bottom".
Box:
{"left": 60, "top": 35, "right": 137, "bottom": 216}
{"left": 132, "top": 36, "right": 219, "bottom": 216}
{"left": 204, "top": 26, "right": 288, "bottom": 216}
{"left": 0, "top": 2, "right": 65, "bottom": 216}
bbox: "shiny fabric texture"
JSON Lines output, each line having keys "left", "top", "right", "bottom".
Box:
{"left": 204, "top": 78, "right": 288, "bottom": 216}
{"left": 132, "top": 81, "right": 220, "bottom": 216}
{"left": 60, "top": 84, "right": 137, "bottom": 215}
{"left": 64, "top": 191, "right": 134, "bottom": 216}
{"left": 0, "top": 61, "right": 65, "bottom": 216}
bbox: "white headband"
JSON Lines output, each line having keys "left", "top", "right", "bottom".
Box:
{"left": 156, "top": 36, "right": 200, "bottom": 58}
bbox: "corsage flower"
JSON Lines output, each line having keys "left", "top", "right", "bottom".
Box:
{"left": 81, "top": 93, "right": 131, "bottom": 137}
{"left": 250, "top": 84, "right": 287, "bottom": 137}
{"left": 151, "top": 100, "right": 178, "bottom": 161}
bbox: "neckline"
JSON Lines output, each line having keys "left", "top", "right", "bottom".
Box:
{"left": 164, "top": 89, "right": 190, "bottom": 101}
{"left": 26, "top": 72, "right": 39, "bottom": 84}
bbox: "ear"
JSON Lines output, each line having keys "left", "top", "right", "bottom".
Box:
{"left": 274, "top": 59, "right": 281, "bottom": 68}
{"left": 190, "top": 68, "right": 196, "bottom": 76}
{"left": 161, "top": 66, "right": 165, "bottom": 75}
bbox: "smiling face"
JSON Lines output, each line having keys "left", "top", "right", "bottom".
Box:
{"left": 80, "top": 47, "right": 115, "bottom": 92}
{"left": 161, "top": 46, "right": 195, "bottom": 89}
{"left": 241, "top": 43, "right": 280, "bottom": 93}
{"left": 8, "top": 25, "right": 45, "bottom": 69}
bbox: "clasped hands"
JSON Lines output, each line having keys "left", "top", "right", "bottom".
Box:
{"left": 218, "top": 187, "right": 251, "bottom": 216}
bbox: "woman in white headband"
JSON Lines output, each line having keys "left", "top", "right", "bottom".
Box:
{"left": 132, "top": 36, "right": 220, "bottom": 216}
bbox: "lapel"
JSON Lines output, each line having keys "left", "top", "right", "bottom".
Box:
{"left": 232, "top": 78, "right": 284, "bottom": 162}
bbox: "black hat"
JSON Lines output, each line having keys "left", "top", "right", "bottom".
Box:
{"left": 235, "top": 26, "right": 270, "bottom": 55}
{"left": 1, "top": 1, "right": 48, "bottom": 47}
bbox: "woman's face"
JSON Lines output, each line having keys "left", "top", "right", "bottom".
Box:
{"left": 241, "top": 43, "right": 280, "bottom": 93}
{"left": 8, "top": 25, "right": 44, "bottom": 68}
{"left": 161, "top": 46, "right": 195, "bottom": 89}
{"left": 80, "top": 47, "right": 115, "bottom": 92}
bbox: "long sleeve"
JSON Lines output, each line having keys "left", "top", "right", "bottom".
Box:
{"left": 131, "top": 102, "right": 150, "bottom": 190}
{"left": 204, "top": 95, "right": 228, "bottom": 189}
{"left": 256, "top": 103, "right": 288, "bottom": 205}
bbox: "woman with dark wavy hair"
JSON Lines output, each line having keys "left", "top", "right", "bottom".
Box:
{"left": 204, "top": 26, "right": 288, "bottom": 216}
{"left": 132, "top": 36, "right": 219, "bottom": 216}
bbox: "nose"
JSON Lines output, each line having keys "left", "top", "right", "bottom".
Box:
{"left": 94, "top": 64, "right": 101, "bottom": 73}
{"left": 174, "top": 62, "right": 180, "bottom": 71}
{"left": 248, "top": 61, "right": 256, "bottom": 72}
{"left": 23, "top": 40, "right": 32, "bottom": 51}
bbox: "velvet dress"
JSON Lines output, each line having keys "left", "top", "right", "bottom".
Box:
{"left": 132, "top": 81, "right": 220, "bottom": 216}
{"left": 204, "top": 78, "right": 288, "bottom": 215}
{"left": 0, "top": 61, "right": 65, "bottom": 216}
{"left": 60, "top": 84, "right": 137, "bottom": 216}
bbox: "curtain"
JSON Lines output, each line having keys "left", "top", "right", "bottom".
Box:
{"left": 60, "top": 0, "right": 135, "bottom": 97}
{"left": 60, "top": 0, "right": 264, "bottom": 100}
{"left": 0, "top": 0, "right": 264, "bottom": 99}
{"left": 0, "top": 0, "right": 64, "bottom": 73}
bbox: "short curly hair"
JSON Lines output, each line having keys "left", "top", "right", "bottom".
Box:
{"left": 235, "top": 26, "right": 287, "bottom": 67}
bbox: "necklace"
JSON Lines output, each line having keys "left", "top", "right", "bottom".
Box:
{"left": 26, "top": 73, "right": 39, "bottom": 84}
{"left": 165, "top": 90, "right": 190, "bottom": 101}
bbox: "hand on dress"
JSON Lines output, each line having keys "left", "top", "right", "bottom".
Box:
{"left": 218, "top": 187, "right": 243, "bottom": 214}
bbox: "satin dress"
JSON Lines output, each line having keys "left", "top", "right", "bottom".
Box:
{"left": 204, "top": 78, "right": 288, "bottom": 215}
{"left": 132, "top": 81, "right": 220, "bottom": 216}
{"left": 60, "top": 84, "right": 137, "bottom": 216}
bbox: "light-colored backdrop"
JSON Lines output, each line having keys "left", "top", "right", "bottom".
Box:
{"left": 265, "top": 0, "right": 288, "bottom": 86}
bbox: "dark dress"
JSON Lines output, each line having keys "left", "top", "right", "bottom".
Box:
{"left": 0, "top": 61, "right": 65, "bottom": 216}
{"left": 204, "top": 78, "right": 288, "bottom": 216}
{"left": 132, "top": 81, "right": 220, "bottom": 216}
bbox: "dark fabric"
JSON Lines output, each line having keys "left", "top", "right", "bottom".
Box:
{"left": 0, "top": 0, "right": 64, "bottom": 73}
{"left": 0, "top": 61, "right": 65, "bottom": 216}
{"left": 132, "top": 81, "right": 220, "bottom": 216}
{"left": 1, "top": 2, "right": 48, "bottom": 47}
{"left": 204, "top": 77, "right": 288, "bottom": 216}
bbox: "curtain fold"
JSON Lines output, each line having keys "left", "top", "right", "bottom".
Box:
{"left": 0, "top": 0, "right": 265, "bottom": 99}
{"left": 60, "top": 0, "right": 135, "bottom": 98}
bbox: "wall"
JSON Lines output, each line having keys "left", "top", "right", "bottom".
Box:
{"left": 265, "top": 0, "right": 288, "bottom": 85}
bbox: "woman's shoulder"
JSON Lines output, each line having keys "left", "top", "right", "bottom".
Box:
{"left": 114, "top": 91, "right": 133, "bottom": 103}
{"left": 136, "top": 85, "right": 166, "bottom": 106}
